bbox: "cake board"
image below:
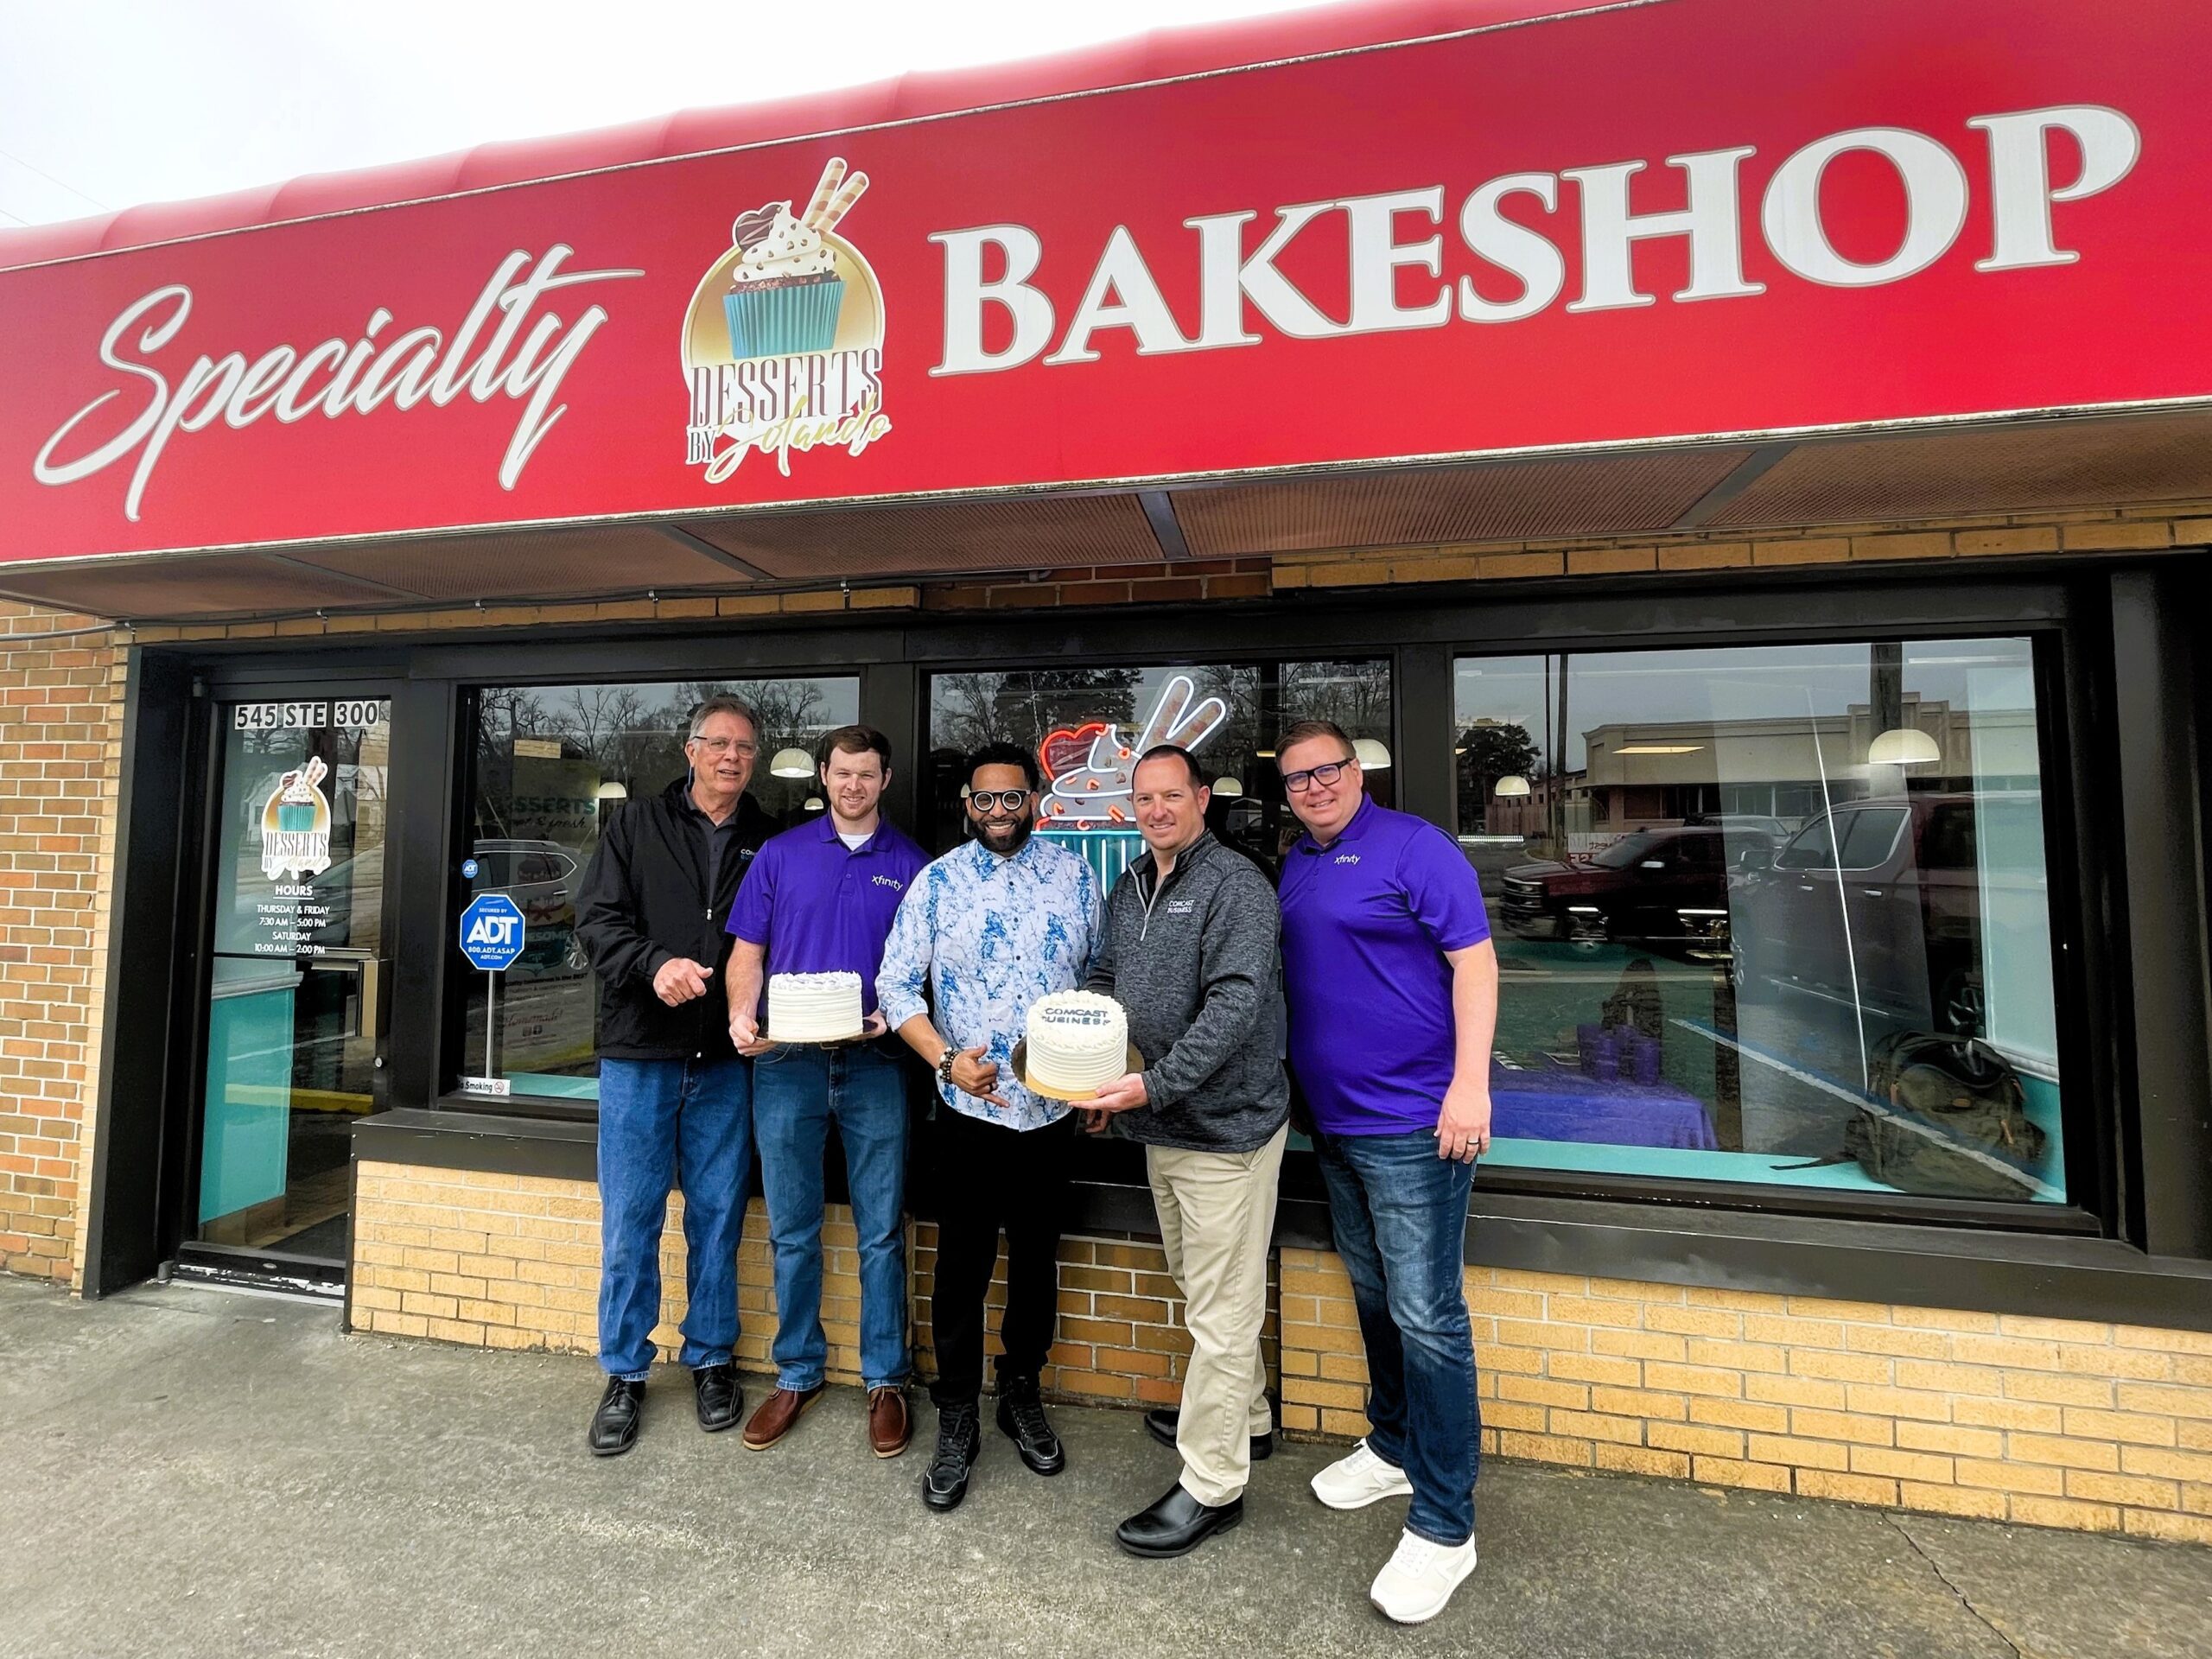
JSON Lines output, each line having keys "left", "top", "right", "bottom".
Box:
{"left": 1009, "top": 1038, "right": 1145, "bottom": 1102}
{"left": 761, "top": 1027, "right": 874, "bottom": 1048}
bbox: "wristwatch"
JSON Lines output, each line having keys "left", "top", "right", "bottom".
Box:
{"left": 937, "top": 1045, "right": 959, "bottom": 1084}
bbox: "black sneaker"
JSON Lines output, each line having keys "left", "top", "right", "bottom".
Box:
{"left": 923, "top": 1402, "right": 982, "bottom": 1512}
{"left": 588, "top": 1376, "right": 645, "bottom": 1457}
{"left": 995, "top": 1377, "right": 1065, "bottom": 1476}
{"left": 693, "top": 1363, "right": 742, "bottom": 1433}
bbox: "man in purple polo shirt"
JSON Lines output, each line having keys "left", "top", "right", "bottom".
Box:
{"left": 1274, "top": 718, "right": 1499, "bottom": 1627}
{"left": 724, "top": 725, "right": 930, "bottom": 1459}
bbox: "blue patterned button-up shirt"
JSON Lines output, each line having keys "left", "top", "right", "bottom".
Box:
{"left": 876, "top": 834, "right": 1103, "bottom": 1129}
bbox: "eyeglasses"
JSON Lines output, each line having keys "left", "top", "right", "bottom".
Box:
{"left": 1281, "top": 759, "right": 1357, "bottom": 793}
{"left": 689, "top": 736, "right": 758, "bottom": 757}
{"left": 967, "top": 789, "right": 1033, "bottom": 813}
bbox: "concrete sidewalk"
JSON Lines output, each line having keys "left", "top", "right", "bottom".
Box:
{"left": 1, "top": 1276, "right": 2208, "bottom": 1659}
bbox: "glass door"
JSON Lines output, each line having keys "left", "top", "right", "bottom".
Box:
{"left": 188, "top": 693, "right": 393, "bottom": 1267}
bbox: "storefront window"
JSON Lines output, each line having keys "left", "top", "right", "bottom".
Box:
{"left": 1453, "top": 639, "right": 2067, "bottom": 1205}
{"left": 925, "top": 658, "right": 1392, "bottom": 879}
{"left": 459, "top": 676, "right": 859, "bottom": 1101}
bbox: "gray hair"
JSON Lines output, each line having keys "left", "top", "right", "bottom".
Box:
{"left": 687, "top": 696, "right": 760, "bottom": 741}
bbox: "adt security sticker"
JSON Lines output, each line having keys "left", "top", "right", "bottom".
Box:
{"left": 459, "top": 893, "right": 525, "bottom": 971}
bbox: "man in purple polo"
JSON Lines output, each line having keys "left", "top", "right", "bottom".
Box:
{"left": 1274, "top": 718, "right": 1499, "bottom": 1626}
{"left": 724, "top": 725, "right": 930, "bottom": 1459}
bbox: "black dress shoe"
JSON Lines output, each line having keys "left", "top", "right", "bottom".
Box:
{"left": 588, "top": 1377, "right": 645, "bottom": 1457}
{"left": 995, "top": 1378, "right": 1065, "bottom": 1477}
{"left": 1142, "top": 1406, "right": 1275, "bottom": 1462}
{"left": 1116, "top": 1482, "right": 1244, "bottom": 1559}
{"left": 923, "top": 1402, "right": 982, "bottom": 1512}
{"left": 693, "top": 1363, "right": 742, "bottom": 1433}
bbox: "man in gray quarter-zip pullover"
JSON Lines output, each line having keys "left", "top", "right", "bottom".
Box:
{"left": 1080, "top": 745, "right": 1288, "bottom": 1560}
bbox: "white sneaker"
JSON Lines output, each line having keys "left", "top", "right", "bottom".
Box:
{"left": 1309, "top": 1439, "right": 1414, "bottom": 1510}
{"left": 1369, "top": 1528, "right": 1478, "bottom": 1624}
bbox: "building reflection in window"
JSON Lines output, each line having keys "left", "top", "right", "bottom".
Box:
{"left": 459, "top": 676, "right": 859, "bottom": 1102}
{"left": 1453, "top": 639, "right": 2064, "bottom": 1206}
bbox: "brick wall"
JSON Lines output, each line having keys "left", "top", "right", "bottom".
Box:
{"left": 108, "top": 499, "right": 2212, "bottom": 642}
{"left": 0, "top": 605, "right": 125, "bottom": 1283}
{"left": 351, "top": 1162, "right": 1224, "bottom": 1403}
{"left": 1281, "top": 1250, "right": 2212, "bottom": 1547}
{"left": 355, "top": 1161, "right": 2212, "bottom": 1542}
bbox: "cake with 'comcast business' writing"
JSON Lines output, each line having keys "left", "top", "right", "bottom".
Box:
{"left": 766, "top": 971, "right": 863, "bottom": 1043}
{"left": 1023, "top": 990, "right": 1130, "bottom": 1098}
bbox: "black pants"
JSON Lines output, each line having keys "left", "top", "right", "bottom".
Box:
{"left": 927, "top": 1107, "right": 1075, "bottom": 1407}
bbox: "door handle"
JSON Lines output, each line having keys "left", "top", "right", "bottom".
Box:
{"left": 313, "top": 954, "right": 381, "bottom": 1039}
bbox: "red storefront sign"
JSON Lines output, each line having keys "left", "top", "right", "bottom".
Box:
{"left": 2, "top": 0, "right": 2206, "bottom": 566}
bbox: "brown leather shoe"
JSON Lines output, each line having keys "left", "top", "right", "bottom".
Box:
{"left": 742, "top": 1385, "right": 823, "bottom": 1451}
{"left": 868, "top": 1386, "right": 912, "bottom": 1458}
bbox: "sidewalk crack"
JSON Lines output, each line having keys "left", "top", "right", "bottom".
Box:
{"left": 1885, "top": 1513, "right": 2025, "bottom": 1659}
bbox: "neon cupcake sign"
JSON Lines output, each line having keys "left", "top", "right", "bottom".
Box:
{"left": 682, "top": 157, "right": 892, "bottom": 481}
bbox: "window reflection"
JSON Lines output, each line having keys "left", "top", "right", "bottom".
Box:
{"left": 1454, "top": 639, "right": 2064, "bottom": 1205}
{"left": 461, "top": 676, "right": 860, "bottom": 1101}
{"left": 926, "top": 659, "right": 1393, "bottom": 879}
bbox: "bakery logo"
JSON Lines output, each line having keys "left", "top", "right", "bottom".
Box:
{"left": 1039, "top": 675, "right": 1229, "bottom": 830}
{"left": 260, "top": 756, "right": 333, "bottom": 880}
{"left": 683, "top": 157, "right": 891, "bottom": 481}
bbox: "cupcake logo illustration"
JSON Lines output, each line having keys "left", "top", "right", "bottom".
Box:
{"left": 683, "top": 157, "right": 891, "bottom": 481}
{"left": 259, "top": 755, "right": 333, "bottom": 881}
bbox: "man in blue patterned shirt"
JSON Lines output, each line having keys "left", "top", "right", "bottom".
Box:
{"left": 878, "top": 741, "right": 1103, "bottom": 1514}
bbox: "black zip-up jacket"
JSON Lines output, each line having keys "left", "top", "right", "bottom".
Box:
{"left": 1084, "top": 830, "right": 1289, "bottom": 1154}
{"left": 574, "top": 777, "right": 778, "bottom": 1061}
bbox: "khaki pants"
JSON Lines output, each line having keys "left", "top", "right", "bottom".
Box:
{"left": 1146, "top": 1123, "right": 1288, "bottom": 1507}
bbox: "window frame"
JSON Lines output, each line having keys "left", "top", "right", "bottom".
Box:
{"left": 182, "top": 575, "right": 2112, "bottom": 1238}
{"left": 444, "top": 667, "right": 866, "bottom": 1118}
{"left": 1446, "top": 623, "right": 2099, "bottom": 1236}
{"left": 101, "top": 563, "right": 2212, "bottom": 1324}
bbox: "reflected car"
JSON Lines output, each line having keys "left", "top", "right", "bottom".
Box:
{"left": 1499, "top": 826, "right": 1765, "bottom": 957}
{"left": 1729, "top": 793, "right": 2037, "bottom": 1036}
{"left": 468, "top": 839, "right": 588, "bottom": 976}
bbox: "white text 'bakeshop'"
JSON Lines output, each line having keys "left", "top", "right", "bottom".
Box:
{"left": 927, "top": 105, "right": 2139, "bottom": 376}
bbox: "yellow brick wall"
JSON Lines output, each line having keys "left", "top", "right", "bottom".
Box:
{"left": 1267, "top": 499, "right": 2212, "bottom": 594}
{"left": 352, "top": 1162, "right": 1260, "bottom": 1402}
{"left": 1280, "top": 1250, "right": 2212, "bottom": 1547}
{"left": 108, "top": 499, "right": 2212, "bottom": 639}
{"left": 354, "top": 1162, "right": 2212, "bottom": 1542}
{"left": 0, "top": 605, "right": 126, "bottom": 1284}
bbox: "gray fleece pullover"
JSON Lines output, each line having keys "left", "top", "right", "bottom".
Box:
{"left": 1084, "top": 830, "right": 1290, "bottom": 1154}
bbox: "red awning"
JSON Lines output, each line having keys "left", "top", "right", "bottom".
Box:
{"left": 0, "top": 0, "right": 1594, "bottom": 269}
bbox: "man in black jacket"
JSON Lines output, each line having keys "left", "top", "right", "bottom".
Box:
{"left": 573, "top": 696, "right": 778, "bottom": 1456}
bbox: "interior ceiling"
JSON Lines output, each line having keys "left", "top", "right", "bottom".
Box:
{"left": 4, "top": 409, "right": 2207, "bottom": 622}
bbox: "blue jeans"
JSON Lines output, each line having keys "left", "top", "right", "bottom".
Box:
{"left": 595, "top": 1055, "right": 753, "bottom": 1380}
{"left": 1313, "top": 1128, "right": 1481, "bottom": 1546}
{"left": 752, "top": 1041, "right": 912, "bottom": 1391}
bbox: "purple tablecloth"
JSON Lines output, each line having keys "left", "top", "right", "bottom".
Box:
{"left": 1490, "top": 1063, "right": 1719, "bottom": 1150}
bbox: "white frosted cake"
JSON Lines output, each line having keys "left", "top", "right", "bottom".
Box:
{"left": 766, "top": 971, "right": 863, "bottom": 1042}
{"left": 1024, "top": 990, "right": 1129, "bottom": 1097}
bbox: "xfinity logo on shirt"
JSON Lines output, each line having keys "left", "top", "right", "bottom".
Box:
{"left": 1334, "top": 855, "right": 1361, "bottom": 865}
{"left": 872, "top": 874, "right": 906, "bottom": 891}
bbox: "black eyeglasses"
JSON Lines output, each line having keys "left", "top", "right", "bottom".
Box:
{"left": 968, "top": 789, "right": 1033, "bottom": 813}
{"left": 1281, "top": 759, "right": 1356, "bottom": 793}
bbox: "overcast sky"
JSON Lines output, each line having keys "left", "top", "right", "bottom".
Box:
{"left": 0, "top": 0, "right": 1309, "bottom": 227}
